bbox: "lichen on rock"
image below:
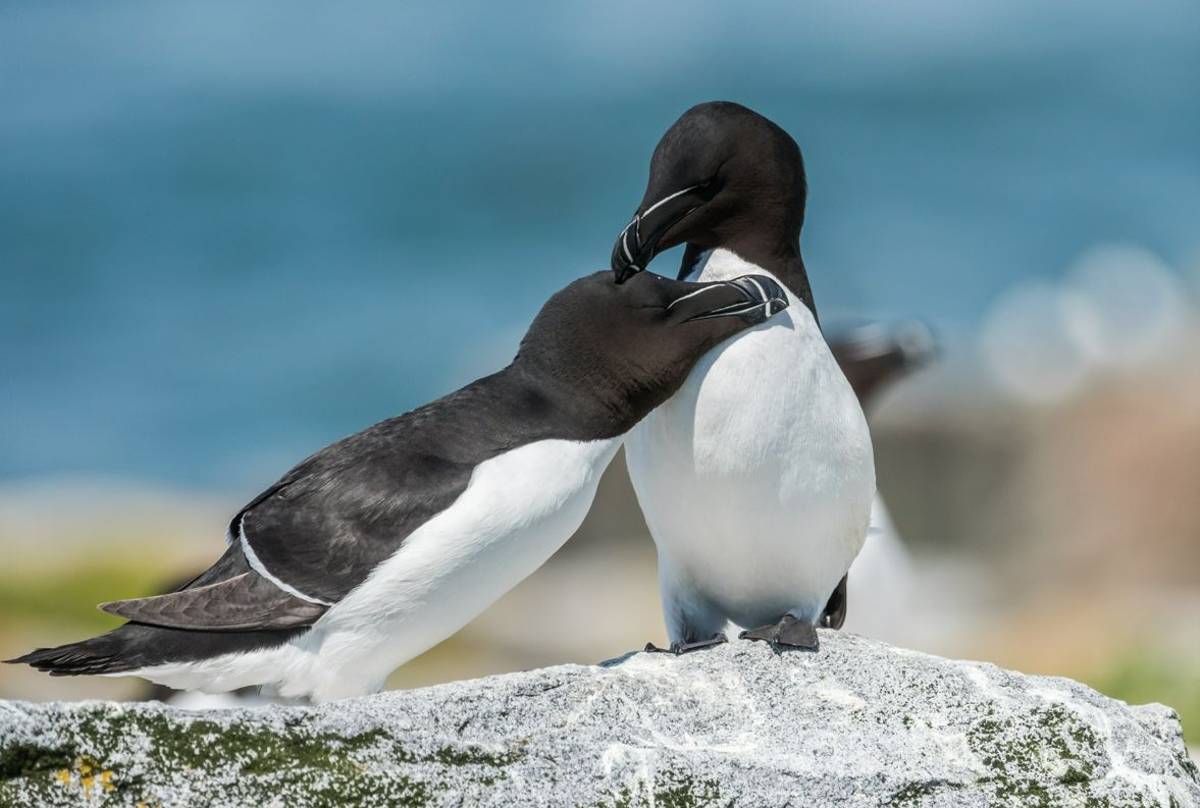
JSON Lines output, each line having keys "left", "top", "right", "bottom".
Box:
{"left": 1, "top": 633, "right": 1196, "bottom": 807}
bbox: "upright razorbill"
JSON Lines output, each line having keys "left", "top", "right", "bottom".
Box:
{"left": 10, "top": 270, "right": 788, "bottom": 701}
{"left": 611, "top": 101, "right": 876, "bottom": 652}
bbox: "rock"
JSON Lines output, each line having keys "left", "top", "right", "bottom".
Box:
{"left": 1, "top": 633, "right": 1196, "bottom": 807}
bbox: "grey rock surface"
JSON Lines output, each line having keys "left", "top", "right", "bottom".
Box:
{"left": 1, "top": 632, "right": 1196, "bottom": 807}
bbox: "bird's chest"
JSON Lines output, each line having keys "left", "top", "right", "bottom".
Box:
{"left": 625, "top": 253, "right": 875, "bottom": 595}
{"left": 629, "top": 301, "right": 867, "bottom": 505}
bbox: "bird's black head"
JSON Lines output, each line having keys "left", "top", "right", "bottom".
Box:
{"left": 611, "top": 101, "right": 807, "bottom": 283}
{"left": 517, "top": 271, "right": 789, "bottom": 427}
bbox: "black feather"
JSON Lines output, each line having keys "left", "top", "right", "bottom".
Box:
{"left": 6, "top": 622, "right": 307, "bottom": 677}
{"left": 99, "top": 572, "right": 326, "bottom": 631}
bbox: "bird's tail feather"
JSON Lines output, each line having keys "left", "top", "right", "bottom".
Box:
{"left": 8, "top": 628, "right": 141, "bottom": 677}
{"left": 6, "top": 622, "right": 306, "bottom": 678}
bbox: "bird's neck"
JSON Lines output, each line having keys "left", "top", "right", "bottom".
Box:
{"left": 505, "top": 358, "right": 644, "bottom": 440}
{"left": 770, "top": 251, "right": 817, "bottom": 325}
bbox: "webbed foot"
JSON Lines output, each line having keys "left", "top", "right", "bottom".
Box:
{"left": 738, "top": 614, "right": 819, "bottom": 650}
{"left": 644, "top": 633, "right": 728, "bottom": 655}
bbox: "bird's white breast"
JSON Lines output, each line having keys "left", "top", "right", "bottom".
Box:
{"left": 626, "top": 249, "right": 875, "bottom": 627}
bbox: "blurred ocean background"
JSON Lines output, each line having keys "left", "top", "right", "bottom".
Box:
{"left": 2, "top": 0, "right": 1198, "bottom": 741}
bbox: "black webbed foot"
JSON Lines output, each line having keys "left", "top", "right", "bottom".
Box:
{"left": 644, "top": 633, "right": 728, "bottom": 655}
{"left": 738, "top": 614, "right": 819, "bottom": 651}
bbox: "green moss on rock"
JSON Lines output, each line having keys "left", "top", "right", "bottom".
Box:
{"left": 592, "top": 771, "right": 726, "bottom": 808}
{"left": 966, "top": 703, "right": 1111, "bottom": 806}
{"left": 0, "top": 703, "right": 532, "bottom": 807}
{"left": 0, "top": 742, "right": 73, "bottom": 780}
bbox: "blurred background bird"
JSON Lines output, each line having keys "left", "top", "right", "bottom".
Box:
{"left": 2, "top": 0, "right": 1198, "bottom": 752}
{"left": 830, "top": 321, "right": 937, "bottom": 643}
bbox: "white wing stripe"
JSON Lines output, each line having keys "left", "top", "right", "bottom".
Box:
{"left": 238, "top": 515, "right": 334, "bottom": 606}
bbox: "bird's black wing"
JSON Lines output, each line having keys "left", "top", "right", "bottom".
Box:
{"left": 101, "top": 372, "right": 559, "bottom": 633}
{"left": 234, "top": 431, "right": 476, "bottom": 606}
{"left": 101, "top": 572, "right": 326, "bottom": 630}
{"left": 232, "top": 373, "right": 542, "bottom": 607}
{"left": 98, "top": 540, "right": 329, "bottom": 631}
{"left": 100, "top": 426, "right": 476, "bottom": 631}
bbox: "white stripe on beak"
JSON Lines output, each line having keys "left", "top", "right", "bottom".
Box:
{"left": 641, "top": 183, "right": 703, "bottom": 218}
{"left": 666, "top": 283, "right": 735, "bottom": 310}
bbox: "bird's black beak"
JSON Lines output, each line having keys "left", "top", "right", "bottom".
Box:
{"left": 611, "top": 183, "right": 713, "bottom": 284}
{"left": 667, "top": 275, "right": 789, "bottom": 326}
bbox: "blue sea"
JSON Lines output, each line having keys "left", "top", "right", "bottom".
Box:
{"left": 2, "top": 0, "right": 1198, "bottom": 491}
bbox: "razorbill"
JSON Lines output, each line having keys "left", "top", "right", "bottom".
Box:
{"left": 10, "top": 270, "right": 788, "bottom": 701}
{"left": 829, "top": 321, "right": 936, "bottom": 638}
{"left": 611, "top": 101, "right": 875, "bottom": 652}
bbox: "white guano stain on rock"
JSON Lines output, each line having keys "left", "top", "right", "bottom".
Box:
{"left": 1, "top": 632, "right": 1197, "bottom": 807}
